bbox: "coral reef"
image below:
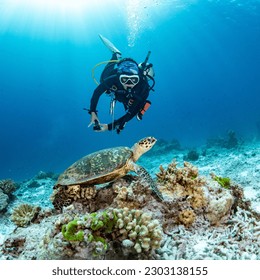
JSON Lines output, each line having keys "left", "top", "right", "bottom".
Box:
{"left": 0, "top": 179, "right": 17, "bottom": 195}
{"left": 113, "top": 178, "right": 152, "bottom": 209}
{"left": 147, "top": 138, "right": 181, "bottom": 156}
{"left": 156, "top": 160, "right": 206, "bottom": 207}
{"left": 178, "top": 209, "right": 196, "bottom": 227}
{"left": 206, "top": 130, "right": 240, "bottom": 149}
{"left": 0, "top": 155, "right": 259, "bottom": 260}
{"left": 58, "top": 207, "right": 163, "bottom": 257}
{"left": 11, "top": 204, "right": 41, "bottom": 227}
{"left": 183, "top": 150, "right": 199, "bottom": 161}
{"left": 51, "top": 185, "right": 97, "bottom": 210}
{"left": 0, "top": 190, "right": 9, "bottom": 212}
{"left": 0, "top": 179, "right": 17, "bottom": 212}
{"left": 34, "top": 206, "right": 163, "bottom": 260}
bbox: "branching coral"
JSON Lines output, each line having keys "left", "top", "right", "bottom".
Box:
{"left": 11, "top": 204, "right": 41, "bottom": 227}
{"left": 60, "top": 207, "right": 163, "bottom": 256}
{"left": 114, "top": 208, "right": 163, "bottom": 253}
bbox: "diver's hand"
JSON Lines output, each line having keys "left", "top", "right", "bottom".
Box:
{"left": 88, "top": 112, "right": 100, "bottom": 127}
{"left": 94, "top": 123, "right": 108, "bottom": 132}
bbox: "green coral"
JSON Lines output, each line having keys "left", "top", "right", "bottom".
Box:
{"left": 62, "top": 219, "right": 84, "bottom": 242}
{"left": 60, "top": 208, "right": 163, "bottom": 256}
{"left": 88, "top": 210, "right": 118, "bottom": 232}
{"left": 88, "top": 234, "right": 108, "bottom": 254}
{"left": 211, "top": 174, "right": 231, "bottom": 189}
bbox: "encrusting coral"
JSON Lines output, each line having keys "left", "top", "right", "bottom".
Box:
{"left": 11, "top": 204, "right": 41, "bottom": 227}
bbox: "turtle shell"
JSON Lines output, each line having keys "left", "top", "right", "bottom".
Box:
{"left": 56, "top": 147, "right": 133, "bottom": 187}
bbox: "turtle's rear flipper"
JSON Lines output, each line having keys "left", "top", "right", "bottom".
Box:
{"left": 133, "top": 164, "right": 164, "bottom": 200}
{"left": 99, "top": 34, "right": 122, "bottom": 58}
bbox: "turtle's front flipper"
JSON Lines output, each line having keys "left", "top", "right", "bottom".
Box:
{"left": 132, "top": 163, "right": 164, "bottom": 200}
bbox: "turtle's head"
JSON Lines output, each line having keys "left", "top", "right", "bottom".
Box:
{"left": 132, "top": 136, "right": 157, "bottom": 161}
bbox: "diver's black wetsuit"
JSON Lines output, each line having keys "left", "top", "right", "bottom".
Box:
{"left": 89, "top": 68, "right": 150, "bottom": 131}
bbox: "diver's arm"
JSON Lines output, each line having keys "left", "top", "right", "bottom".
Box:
{"left": 89, "top": 83, "right": 107, "bottom": 113}
{"left": 107, "top": 101, "right": 143, "bottom": 132}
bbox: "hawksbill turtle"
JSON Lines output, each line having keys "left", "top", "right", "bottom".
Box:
{"left": 52, "top": 136, "right": 164, "bottom": 209}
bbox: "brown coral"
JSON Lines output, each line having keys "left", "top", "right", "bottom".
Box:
{"left": 156, "top": 160, "right": 207, "bottom": 207}
{"left": 51, "top": 185, "right": 97, "bottom": 210}
{"left": 113, "top": 179, "right": 152, "bottom": 209}
{"left": 0, "top": 179, "right": 17, "bottom": 195}
{"left": 11, "top": 204, "right": 41, "bottom": 227}
{"left": 178, "top": 209, "right": 196, "bottom": 227}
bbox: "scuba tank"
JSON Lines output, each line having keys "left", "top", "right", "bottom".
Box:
{"left": 139, "top": 51, "right": 155, "bottom": 91}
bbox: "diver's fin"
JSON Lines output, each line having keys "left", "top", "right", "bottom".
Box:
{"left": 99, "top": 34, "right": 121, "bottom": 57}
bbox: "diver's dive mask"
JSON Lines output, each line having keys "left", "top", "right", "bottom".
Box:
{"left": 119, "top": 74, "right": 140, "bottom": 87}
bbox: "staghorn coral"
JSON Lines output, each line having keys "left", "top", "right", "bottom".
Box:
{"left": 11, "top": 204, "right": 41, "bottom": 227}
{"left": 50, "top": 185, "right": 97, "bottom": 210}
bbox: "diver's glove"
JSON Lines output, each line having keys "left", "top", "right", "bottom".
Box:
{"left": 94, "top": 123, "right": 108, "bottom": 132}
{"left": 115, "top": 123, "right": 126, "bottom": 134}
{"left": 88, "top": 111, "right": 100, "bottom": 128}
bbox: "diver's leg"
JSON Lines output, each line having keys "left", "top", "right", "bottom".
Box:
{"left": 100, "top": 52, "right": 122, "bottom": 83}
{"left": 100, "top": 54, "right": 119, "bottom": 83}
{"left": 99, "top": 34, "right": 121, "bottom": 58}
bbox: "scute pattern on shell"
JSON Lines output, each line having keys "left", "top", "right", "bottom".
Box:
{"left": 57, "top": 147, "right": 133, "bottom": 186}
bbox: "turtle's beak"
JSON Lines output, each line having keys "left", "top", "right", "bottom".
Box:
{"left": 138, "top": 136, "right": 157, "bottom": 148}
{"left": 148, "top": 136, "right": 157, "bottom": 144}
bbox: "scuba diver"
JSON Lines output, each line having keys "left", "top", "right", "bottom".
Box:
{"left": 88, "top": 34, "right": 155, "bottom": 134}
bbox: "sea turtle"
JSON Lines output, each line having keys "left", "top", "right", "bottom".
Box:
{"left": 52, "top": 136, "right": 164, "bottom": 209}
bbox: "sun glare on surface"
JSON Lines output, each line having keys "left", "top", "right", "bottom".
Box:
{"left": 0, "top": 0, "right": 124, "bottom": 41}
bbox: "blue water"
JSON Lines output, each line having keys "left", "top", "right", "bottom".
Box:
{"left": 0, "top": 0, "right": 260, "bottom": 181}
